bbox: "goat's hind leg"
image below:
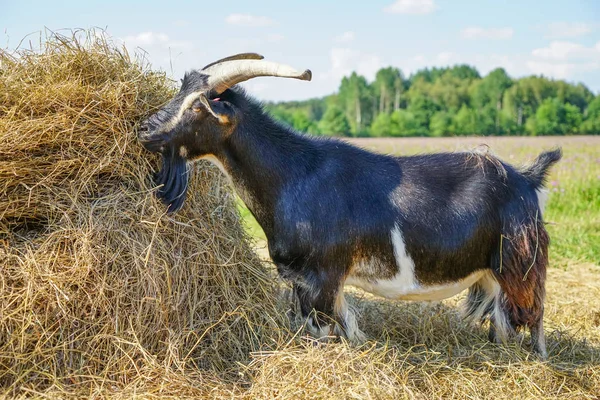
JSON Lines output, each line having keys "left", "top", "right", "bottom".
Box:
{"left": 529, "top": 308, "right": 547, "bottom": 359}
{"left": 464, "top": 271, "right": 516, "bottom": 344}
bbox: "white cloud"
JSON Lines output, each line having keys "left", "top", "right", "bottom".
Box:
{"left": 320, "top": 47, "right": 383, "bottom": 82}
{"left": 545, "top": 22, "right": 594, "bottom": 39}
{"left": 526, "top": 61, "right": 599, "bottom": 79}
{"left": 119, "top": 31, "right": 197, "bottom": 77}
{"left": 526, "top": 61, "right": 572, "bottom": 78}
{"left": 526, "top": 40, "right": 600, "bottom": 79}
{"left": 121, "top": 32, "right": 191, "bottom": 50}
{"left": 334, "top": 31, "right": 355, "bottom": 43}
{"left": 531, "top": 40, "right": 600, "bottom": 61}
{"left": 384, "top": 0, "right": 436, "bottom": 15}
{"left": 461, "top": 27, "right": 514, "bottom": 40}
{"left": 225, "top": 14, "right": 275, "bottom": 27}
{"left": 405, "top": 46, "right": 599, "bottom": 83}
{"left": 123, "top": 32, "right": 169, "bottom": 47}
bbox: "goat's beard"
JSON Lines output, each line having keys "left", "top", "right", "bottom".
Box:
{"left": 153, "top": 146, "right": 189, "bottom": 213}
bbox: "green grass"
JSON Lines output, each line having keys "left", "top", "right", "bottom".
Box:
{"left": 236, "top": 136, "right": 600, "bottom": 267}
{"left": 545, "top": 165, "right": 600, "bottom": 265}
{"left": 236, "top": 197, "right": 265, "bottom": 241}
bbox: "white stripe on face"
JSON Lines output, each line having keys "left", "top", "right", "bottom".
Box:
{"left": 159, "top": 90, "right": 204, "bottom": 134}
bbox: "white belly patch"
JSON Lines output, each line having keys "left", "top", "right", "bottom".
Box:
{"left": 345, "top": 270, "right": 485, "bottom": 301}
{"left": 345, "top": 224, "right": 484, "bottom": 301}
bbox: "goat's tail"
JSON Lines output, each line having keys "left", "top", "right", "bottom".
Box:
{"left": 522, "top": 148, "right": 562, "bottom": 188}
{"left": 493, "top": 217, "right": 548, "bottom": 331}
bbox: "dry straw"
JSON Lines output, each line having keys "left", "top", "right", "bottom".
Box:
{"left": 0, "top": 30, "right": 283, "bottom": 397}
{"left": 1, "top": 30, "right": 599, "bottom": 399}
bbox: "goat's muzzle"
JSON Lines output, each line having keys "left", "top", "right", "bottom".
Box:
{"left": 138, "top": 134, "right": 167, "bottom": 154}
{"left": 137, "top": 120, "right": 165, "bottom": 153}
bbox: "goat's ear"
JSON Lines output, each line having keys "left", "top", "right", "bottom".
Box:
{"left": 193, "top": 94, "right": 231, "bottom": 125}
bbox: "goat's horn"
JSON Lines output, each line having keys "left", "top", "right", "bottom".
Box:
{"left": 201, "top": 53, "right": 264, "bottom": 70}
{"left": 203, "top": 59, "right": 312, "bottom": 95}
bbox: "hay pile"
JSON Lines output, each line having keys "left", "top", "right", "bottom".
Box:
{"left": 0, "top": 32, "right": 282, "bottom": 397}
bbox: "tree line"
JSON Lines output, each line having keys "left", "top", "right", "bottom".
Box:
{"left": 265, "top": 65, "right": 600, "bottom": 137}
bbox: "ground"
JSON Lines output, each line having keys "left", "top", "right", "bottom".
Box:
{"left": 235, "top": 136, "right": 600, "bottom": 399}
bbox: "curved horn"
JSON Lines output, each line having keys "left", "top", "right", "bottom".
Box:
{"left": 203, "top": 59, "right": 312, "bottom": 95}
{"left": 201, "top": 52, "right": 264, "bottom": 70}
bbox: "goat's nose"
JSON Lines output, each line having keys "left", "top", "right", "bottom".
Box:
{"left": 138, "top": 121, "right": 149, "bottom": 133}
{"left": 137, "top": 121, "right": 152, "bottom": 140}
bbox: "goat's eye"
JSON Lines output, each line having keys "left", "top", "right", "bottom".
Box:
{"left": 192, "top": 106, "right": 202, "bottom": 113}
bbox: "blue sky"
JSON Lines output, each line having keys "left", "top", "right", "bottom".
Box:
{"left": 2, "top": 0, "right": 600, "bottom": 101}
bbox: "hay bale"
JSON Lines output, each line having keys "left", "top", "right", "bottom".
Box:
{"left": 0, "top": 31, "right": 281, "bottom": 396}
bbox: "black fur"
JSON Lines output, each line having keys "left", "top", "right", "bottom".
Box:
{"left": 138, "top": 76, "right": 560, "bottom": 356}
{"left": 154, "top": 148, "right": 189, "bottom": 213}
{"left": 522, "top": 148, "right": 563, "bottom": 187}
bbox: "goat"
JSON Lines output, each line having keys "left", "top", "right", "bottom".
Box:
{"left": 138, "top": 53, "right": 562, "bottom": 358}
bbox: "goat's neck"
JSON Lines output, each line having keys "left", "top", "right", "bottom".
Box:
{"left": 216, "top": 119, "right": 315, "bottom": 238}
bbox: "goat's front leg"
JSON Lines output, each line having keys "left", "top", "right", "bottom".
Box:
{"left": 293, "top": 271, "right": 365, "bottom": 343}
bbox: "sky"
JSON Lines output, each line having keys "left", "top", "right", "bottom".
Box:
{"left": 2, "top": 0, "right": 600, "bottom": 102}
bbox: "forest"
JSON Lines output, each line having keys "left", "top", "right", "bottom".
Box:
{"left": 265, "top": 65, "right": 600, "bottom": 137}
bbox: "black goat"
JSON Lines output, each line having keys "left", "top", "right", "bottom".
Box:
{"left": 138, "top": 53, "right": 561, "bottom": 358}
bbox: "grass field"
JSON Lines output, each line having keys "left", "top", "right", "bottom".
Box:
{"left": 233, "top": 135, "right": 600, "bottom": 399}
